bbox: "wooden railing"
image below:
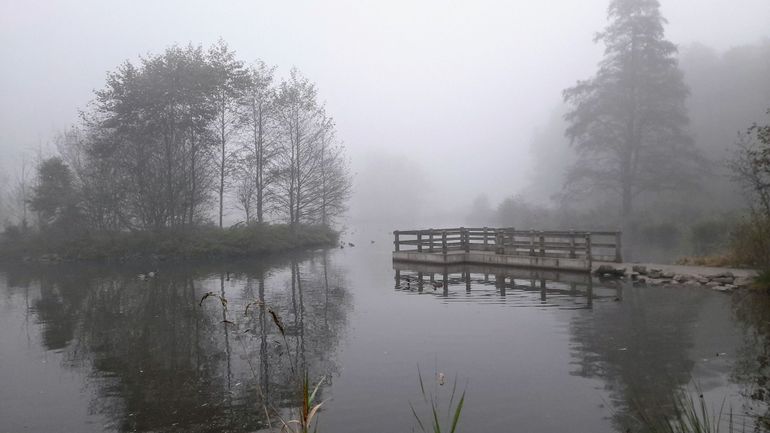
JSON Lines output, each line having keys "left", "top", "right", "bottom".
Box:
{"left": 393, "top": 227, "right": 622, "bottom": 263}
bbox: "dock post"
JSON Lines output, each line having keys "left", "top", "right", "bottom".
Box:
{"left": 429, "top": 229, "right": 434, "bottom": 252}
{"left": 463, "top": 227, "right": 470, "bottom": 252}
{"left": 569, "top": 230, "right": 576, "bottom": 259}
{"left": 395, "top": 270, "right": 401, "bottom": 289}
{"left": 442, "top": 270, "right": 449, "bottom": 297}
{"left": 417, "top": 232, "right": 423, "bottom": 252}
{"left": 394, "top": 231, "right": 400, "bottom": 252}
{"left": 417, "top": 272, "right": 424, "bottom": 292}
{"left": 615, "top": 231, "right": 623, "bottom": 263}
{"left": 529, "top": 229, "right": 535, "bottom": 256}
{"left": 539, "top": 231, "right": 545, "bottom": 257}
{"left": 483, "top": 227, "right": 489, "bottom": 251}
{"left": 442, "top": 231, "right": 447, "bottom": 256}
{"left": 586, "top": 233, "right": 593, "bottom": 271}
{"left": 465, "top": 270, "right": 471, "bottom": 293}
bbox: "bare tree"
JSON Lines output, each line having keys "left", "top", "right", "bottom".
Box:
{"left": 315, "top": 129, "right": 352, "bottom": 226}
{"left": 208, "top": 39, "right": 248, "bottom": 227}
{"left": 233, "top": 159, "right": 258, "bottom": 224}
{"left": 9, "top": 158, "right": 32, "bottom": 230}
{"left": 240, "top": 61, "right": 279, "bottom": 223}
{"left": 274, "top": 69, "right": 327, "bottom": 224}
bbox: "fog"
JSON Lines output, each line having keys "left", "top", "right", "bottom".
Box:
{"left": 1, "top": 0, "right": 769, "bottom": 227}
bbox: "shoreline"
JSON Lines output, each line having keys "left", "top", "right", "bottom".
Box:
{"left": 0, "top": 224, "right": 339, "bottom": 265}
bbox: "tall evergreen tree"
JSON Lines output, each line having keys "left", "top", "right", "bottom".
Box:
{"left": 563, "top": 0, "right": 700, "bottom": 223}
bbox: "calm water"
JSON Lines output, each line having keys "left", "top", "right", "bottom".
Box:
{"left": 1, "top": 232, "right": 769, "bottom": 433}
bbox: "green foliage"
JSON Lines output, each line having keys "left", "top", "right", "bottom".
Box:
{"left": 689, "top": 219, "right": 732, "bottom": 256}
{"left": 729, "top": 216, "right": 770, "bottom": 270}
{"left": 0, "top": 223, "right": 337, "bottom": 262}
{"left": 29, "top": 157, "right": 82, "bottom": 230}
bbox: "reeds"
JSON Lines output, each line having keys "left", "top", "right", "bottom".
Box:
{"left": 201, "top": 291, "right": 325, "bottom": 432}
{"left": 635, "top": 390, "right": 741, "bottom": 433}
{"left": 409, "top": 365, "right": 466, "bottom": 433}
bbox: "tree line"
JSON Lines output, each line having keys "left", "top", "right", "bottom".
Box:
{"left": 29, "top": 40, "right": 350, "bottom": 233}
{"left": 463, "top": 0, "right": 769, "bottom": 265}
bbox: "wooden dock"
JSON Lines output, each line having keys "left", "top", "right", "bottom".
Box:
{"left": 392, "top": 227, "right": 622, "bottom": 273}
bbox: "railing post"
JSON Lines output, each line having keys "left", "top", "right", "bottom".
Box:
{"left": 615, "top": 231, "right": 623, "bottom": 263}
{"left": 429, "top": 229, "right": 434, "bottom": 252}
{"left": 586, "top": 232, "right": 593, "bottom": 271}
{"left": 394, "top": 231, "right": 400, "bottom": 252}
{"left": 442, "top": 231, "right": 447, "bottom": 256}
{"left": 463, "top": 227, "right": 470, "bottom": 253}
{"left": 483, "top": 227, "right": 488, "bottom": 251}
{"left": 569, "top": 230, "right": 576, "bottom": 259}
{"left": 417, "top": 232, "right": 423, "bottom": 252}
{"left": 539, "top": 231, "right": 545, "bottom": 257}
{"left": 529, "top": 229, "right": 535, "bottom": 256}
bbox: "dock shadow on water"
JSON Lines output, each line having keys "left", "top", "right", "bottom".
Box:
{"left": 0, "top": 250, "right": 350, "bottom": 433}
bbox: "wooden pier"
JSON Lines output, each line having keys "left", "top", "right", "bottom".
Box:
{"left": 392, "top": 227, "right": 622, "bottom": 272}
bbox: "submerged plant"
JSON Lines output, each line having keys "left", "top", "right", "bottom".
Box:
{"left": 409, "top": 365, "right": 466, "bottom": 433}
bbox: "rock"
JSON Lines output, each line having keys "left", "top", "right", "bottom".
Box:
{"left": 630, "top": 272, "right": 640, "bottom": 280}
{"left": 697, "top": 276, "right": 710, "bottom": 284}
{"left": 594, "top": 265, "right": 626, "bottom": 277}
{"left": 673, "top": 274, "right": 689, "bottom": 283}
{"left": 648, "top": 270, "right": 662, "bottom": 279}
{"left": 685, "top": 280, "right": 700, "bottom": 286}
{"left": 661, "top": 270, "right": 675, "bottom": 279}
{"left": 712, "top": 285, "right": 734, "bottom": 293}
{"left": 705, "top": 281, "right": 721, "bottom": 288}
{"left": 632, "top": 265, "right": 648, "bottom": 275}
{"left": 707, "top": 271, "right": 734, "bottom": 279}
{"left": 734, "top": 277, "right": 753, "bottom": 287}
{"left": 636, "top": 276, "right": 647, "bottom": 283}
{"left": 711, "top": 276, "right": 735, "bottom": 284}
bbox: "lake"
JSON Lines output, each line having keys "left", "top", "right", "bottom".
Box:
{"left": 1, "top": 231, "right": 768, "bottom": 432}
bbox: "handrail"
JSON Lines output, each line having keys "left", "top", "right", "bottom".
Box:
{"left": 393, "top": 227, "right": 622, "bottom": 262}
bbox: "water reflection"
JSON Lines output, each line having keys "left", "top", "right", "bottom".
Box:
{"left": 732, "top": 289, "right": 770, "bottom": 429}
{"left": 392, "top": 262, "right": 766, "bottom": 433}
{"left": 392, "top": 262, "right": 623, "bottom": 309}
{"left": 0, "top": 251, "right": 350, "bottom": 432}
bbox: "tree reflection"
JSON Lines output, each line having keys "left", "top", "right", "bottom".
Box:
{"left": 3, "top": 251, "right": 350, "bottom": 432}
{"left": 568, "top": 284, "right": 705, "bottom": 432}
{"left": 732, "top": 289, "right": 770, "bottom": 430}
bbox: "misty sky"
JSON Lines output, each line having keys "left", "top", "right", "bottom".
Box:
{"left": 1, "top": 0, "right": 769, "bottom": 211}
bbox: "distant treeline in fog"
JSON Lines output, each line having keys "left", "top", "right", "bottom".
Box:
{"left": 461, "top": 1, "right": 770, "bottom": 262}
{"left": 1, "top": 40, "right": 351, "bottom": 235}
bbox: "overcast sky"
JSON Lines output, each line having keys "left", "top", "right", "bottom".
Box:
{"left": 1, "top": 0, "right": 769, "bottom": 209}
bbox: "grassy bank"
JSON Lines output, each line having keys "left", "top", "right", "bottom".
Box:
{"left": 0, "top": 224, "right": 339, "bottom": 263}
